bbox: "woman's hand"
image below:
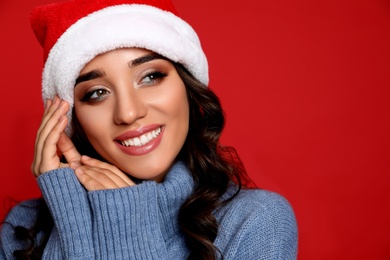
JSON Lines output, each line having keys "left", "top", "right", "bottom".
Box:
{"left": 32, "top": 97, "right": 81, "bottom": 176}
{"left": 72, "top": 155, "right": 135, "bottom": 191}
{"left": 32, "top": 96, "right": 134, "bottom": 190}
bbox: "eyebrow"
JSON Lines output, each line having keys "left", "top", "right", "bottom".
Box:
{"left": 75, "top": 70, "right": 105, "bottom": 86}
{"left": 74, "top": 53, "right": 168, "bottom": 86}
{"left": 129, "top": 53, "right": 167, "bottom": 68}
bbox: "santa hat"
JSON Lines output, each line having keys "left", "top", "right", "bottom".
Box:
{"left": 31, "top": 0, "right": 208, "bottom": 134}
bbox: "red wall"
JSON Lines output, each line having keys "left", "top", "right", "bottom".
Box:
{"left": 1, "top": 0, "right": 389, "bottom": 259}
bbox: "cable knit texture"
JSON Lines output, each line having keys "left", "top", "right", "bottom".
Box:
{"left": 0, "top": 162, "right": 298, "bottom": 259}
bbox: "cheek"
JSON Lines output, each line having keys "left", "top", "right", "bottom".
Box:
{"left": 75, "top": 105, "right": 109, "bottom": 140}
{"left": 170, "top": 88, "right": 190, "bottom": 140}
{"left": 167, "top": 86, "right": 189, "bottom": 125}
{"left": 167, "top": 80, "right": 188, "bottom": 111}
{"left": 178, "top": 97, "right": 190, "bottom": 126}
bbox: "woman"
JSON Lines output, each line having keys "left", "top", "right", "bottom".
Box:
{"left": 0, "top": 0, "right": 298, "bottom": 259}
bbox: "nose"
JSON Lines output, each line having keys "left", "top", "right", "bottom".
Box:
{"left": 114, "top": 88, "right": 147, "bottom": 125}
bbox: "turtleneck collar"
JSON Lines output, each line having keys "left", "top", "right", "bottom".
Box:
{"left": 154, "top": 161, "right": 194, "bottom": 241}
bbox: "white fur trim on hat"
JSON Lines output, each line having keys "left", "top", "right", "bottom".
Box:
{"left": 42, "top": 4, "right": 208, "bottom": 134}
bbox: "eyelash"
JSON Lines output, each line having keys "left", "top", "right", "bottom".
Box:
{"left": 139, "top": 71, "right": 167, "bottom": 86}
{"left": 79, "top": 70, "right": 168, "bottom": 103}
{"left": 79, "top": 88, "right": 109, "bottom": 102}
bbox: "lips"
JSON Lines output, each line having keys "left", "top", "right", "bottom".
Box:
{"left": 115, "top": 124, "right": 164, "bottom": 156}
{"left": 121, "top": 127, "right": 162, "bottom": 147}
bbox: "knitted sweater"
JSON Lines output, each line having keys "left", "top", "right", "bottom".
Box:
{"left": 0, "top": 162, "right": 298, "bottom": 259}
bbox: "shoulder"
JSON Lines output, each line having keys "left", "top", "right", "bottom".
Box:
{"left": 219, "top": 187, "right": 296, "bottom": 226}
{"left": 219, "top": 188, "right": 297, "bottom": 237}
{"left": 215, "top": 188, "right": 298, "bottom": 259}
{"left": 2, "top": 199, "right": 41, "bottom": 228}
{"left": 233, "top": 188, "right": 296, "bottom": 220}
{"left": 1, "top": 199, "right": 42, "bottom": 256}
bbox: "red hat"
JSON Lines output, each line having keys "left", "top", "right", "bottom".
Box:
{"left": 31, "top": 0, "right": 208, "bottom": 134}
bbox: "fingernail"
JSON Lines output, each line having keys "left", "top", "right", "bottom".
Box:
{"left": 75, "top": 168, "right": 84, "bottom": 175}
{"left": 82, "top": 155, "right": 91, "bottom": 160}
{"left": 70, "top": 161, "right": 81, "bottom": 169}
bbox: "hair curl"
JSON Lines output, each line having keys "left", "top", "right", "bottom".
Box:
{"left": 10, "top": 62, "right": 252, "bottom": 259}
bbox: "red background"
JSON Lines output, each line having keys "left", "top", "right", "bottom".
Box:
{"left": 1, "top": 0, "right": 389, "bottom": 259}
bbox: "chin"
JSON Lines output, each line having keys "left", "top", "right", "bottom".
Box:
{"left": 123, "top": 159, "right": 174, "bottom": 183}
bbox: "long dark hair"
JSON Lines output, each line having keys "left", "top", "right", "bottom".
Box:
{"left": 10, "top": 63, "right": 253, "bottom": 259}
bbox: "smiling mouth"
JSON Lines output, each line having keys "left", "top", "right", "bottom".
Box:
{"left": 120, "top": 127, "right": 162, "bottom": 147}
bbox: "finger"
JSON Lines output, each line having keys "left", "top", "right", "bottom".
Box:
{"left": 33, "top": 101, "right": 70, "bottom": 174}
{"left": 33, "top": 98, "right": 64, "bottom": 166}
{"left": 43, "top": 97, "right": 55, "bottom": 118}
{"left": 38, "top": 100, "right": 69, "bottom": 143}
{"left": 37, "top": 114, "right": 68, "bottom": 174}
{"left": 32, "top": 98, "right": 57, "bottom": 174}
{"left": 37, "top": 96, "right": 62, "bottom": 139}
{"left": 58, "top": 132, "right": 81, "bottom": 165}
{"left": 81, "top": 156, "right": 135, "bottom": 186}
{"left": 75, "top": 167, "right": 107, "bottom": 190}
{"left": 43, "top": 99, "right": 53, "bottom": 117}
{"left": 74, "top": 166, "right": 130, "bottom": 191}
{"left": 77, "top": 164, "right": 133, "bottom": 188}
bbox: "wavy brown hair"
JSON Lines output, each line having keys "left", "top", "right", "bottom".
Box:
{"left": 10, "top": 62, "right": 253, "bottom": 259}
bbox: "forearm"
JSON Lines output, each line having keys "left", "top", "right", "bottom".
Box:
{"left": 38, "top": 168, "right": 95, "bottom": 259}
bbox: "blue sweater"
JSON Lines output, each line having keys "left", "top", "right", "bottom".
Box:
{"left": 0, "top": 162, "right": 298, "bottom": 259}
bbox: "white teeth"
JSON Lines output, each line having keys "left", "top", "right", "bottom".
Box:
{"left": 133, "top": 137, "right": 141, "bottom": 146}
{"left": 121, "top": 127, "right": 162, "bottom": 147}
{"left": 140, "top": 135, "right": 148, "bottom": 145}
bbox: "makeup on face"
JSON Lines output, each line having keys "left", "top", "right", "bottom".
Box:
{"left": 74, "top": 48, "right": 189, "bottom": 182}
{"left": 114, "top": 124, "right": 164, "bottom": 156}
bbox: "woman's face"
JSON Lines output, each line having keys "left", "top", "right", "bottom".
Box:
{"left": 74, "top": 48, "right": 189, "bottom": 182}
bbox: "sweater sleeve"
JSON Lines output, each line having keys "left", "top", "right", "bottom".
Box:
{"left": 37, "top": 168, "right": 95, "bottom": 259}
{"left": 0, "top": 199, "right": 41, "bottom": 259}
{"left": 0, "top": 247, "right": 5, "bottom": 260}
{"left": 87, "top": 181, "right": 169, "bottom": 260}
{"left": 215, "top": 190, "right": 298, "bottom": 260}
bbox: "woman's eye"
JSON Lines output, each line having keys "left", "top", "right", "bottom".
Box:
{"left": 139, "top": 71, "right": 167, "bottom": 86}
{"left": 80, "top": 88, "right": 110, "bottom": 102}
